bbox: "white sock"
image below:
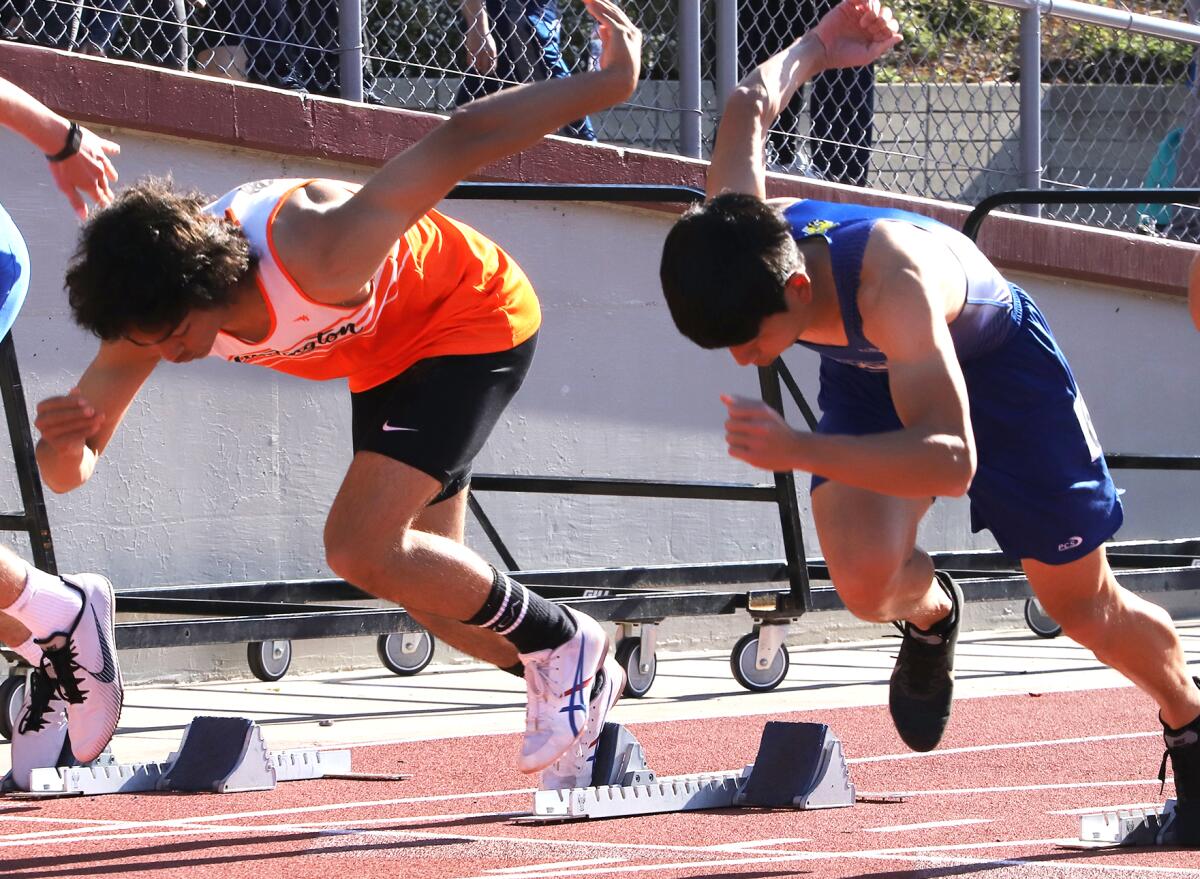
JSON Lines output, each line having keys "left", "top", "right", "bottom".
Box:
{"left": 6, "top": 635, "right": 41, "bottom": 666}
{"left": 0, "top": 567, "right": 83, "bottom": 641}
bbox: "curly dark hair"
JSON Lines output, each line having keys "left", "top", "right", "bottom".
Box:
{"left": 659, "top": 192, "right": 798, "bottom": 349}
{"left": 66, "top": 178, "right": 254, "bottom": 341}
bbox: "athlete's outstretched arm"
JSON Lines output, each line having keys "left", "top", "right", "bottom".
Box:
{"left": 34, "top": 342, "right": 160, "bottom": 493}
{"left": 0, "top": 75, "right": 120, "bottom": 219}
{"left": 706, "top": 0, "right": 900, "bottom": 200}
{"left": 292, "top": 0, "right": 640, "bottom": 299}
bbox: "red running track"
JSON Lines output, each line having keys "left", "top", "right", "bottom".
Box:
{"left": 0, "top": 686, "right": 1196, "bottom": 879}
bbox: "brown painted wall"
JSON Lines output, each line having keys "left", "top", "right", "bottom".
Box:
{"left": 0, "top": 40, "right": 1191, "bottom": 297}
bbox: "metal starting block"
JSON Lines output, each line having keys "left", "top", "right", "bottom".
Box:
{"left": 22, "top": 716, "right": 353, "bottom": 797}
{"left": 1078, "top": 800, "right": 1183, "bottom": 847}
{"left": 524, "top": 720, "right": 854, "bottom": 823}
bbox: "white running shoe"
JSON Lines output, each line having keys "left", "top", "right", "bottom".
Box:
{"left": 9, "top": 667, "right": 72, "bottom": 790}
{"left": 34, "top": 574, "right": 123, "bottom": 764}
{"left": 540, "top": 654, "right": 625, "bottom": 790}
{"left": 517, "top": 608, "right": 608, "bottom": 773}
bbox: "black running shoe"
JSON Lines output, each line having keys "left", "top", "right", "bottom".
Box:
{"left": 1151, "top": 682, "right": 1200, "bottom": 847}
{"left": 888, "top": 571, "right": 963, "bottom": 752}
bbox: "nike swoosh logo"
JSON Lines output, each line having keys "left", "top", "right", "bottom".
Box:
{"left": 1166, "top": 729, "right": 1199, "bottom": 748}
{"left": 382, "top": 423, "right": 417, "bottom": 432}
{"left": 92, "top": 604, "right": 118, "bottom": 684}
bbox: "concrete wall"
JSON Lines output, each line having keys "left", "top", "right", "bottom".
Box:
{"left": 2, "top": 127, "right": 1199, "bottom": 592}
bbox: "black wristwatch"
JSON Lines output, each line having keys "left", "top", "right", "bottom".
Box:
{"left": 45, "top": 121, "right": 82, "bottom": 163}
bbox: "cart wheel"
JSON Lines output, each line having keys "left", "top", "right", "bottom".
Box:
{"left": 0, "top": 676, "right": 24, "bottom": 741}
{"left": 247, "top": 640, "right": 292, "bottom": 682}
{"left": 377, "top": 631, "right": 435, "bottom": 676}
{"left": 1023, "top": 597, "right": 1063, "bottom": 639}
{"left": 730, "top": 631, "right": 790, "bottom": 693}
{"left": 614, "top": 637, "right": 657, "bottom": 699}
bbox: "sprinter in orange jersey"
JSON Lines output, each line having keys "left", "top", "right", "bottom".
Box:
{"left": 34, "top": 0, "right": 638, "bottom": 784}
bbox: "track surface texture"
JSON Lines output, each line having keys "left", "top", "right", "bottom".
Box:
{"left": 2, "top": 686, "right": 1197, "bottom": 879}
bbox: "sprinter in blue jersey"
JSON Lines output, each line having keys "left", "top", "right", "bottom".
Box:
{"left": 659, "top": 0, "right": 1199, "bottom": 846}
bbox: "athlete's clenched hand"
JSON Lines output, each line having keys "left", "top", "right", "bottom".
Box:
{"left": 35, "top": 388, "right": 105, "bottom": 452}
{"left": 721, "top": 394, "right": 803, "bottom": 473}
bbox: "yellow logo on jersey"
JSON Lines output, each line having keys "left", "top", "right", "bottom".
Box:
{"left": 803, "top": 219, "right": 838, "bottom": 236}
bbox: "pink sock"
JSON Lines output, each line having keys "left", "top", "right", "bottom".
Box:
{"left": 0, "top": 567, "right": 83, "bottom": 640}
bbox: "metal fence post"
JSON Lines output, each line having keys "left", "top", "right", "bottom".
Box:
{"left": 1018, "top": 8, "right": 1042, "bottom": 217}
{"left": 339, "top": 0, "right": 365, "bottom": 103}
{"left": 715, "top": 0, "right": 738, "bottom": 109}
{"left": 678, "top": 0, "right": 702, "bottom": 158}
{"left": 171, "top": 0, "right": 187, "bottom": 71}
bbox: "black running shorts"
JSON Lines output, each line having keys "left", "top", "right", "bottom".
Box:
{"left": 350, "top": 333, "right": 537, "bottom": 504}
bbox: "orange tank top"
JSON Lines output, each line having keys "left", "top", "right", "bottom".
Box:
{"left": 206, "top": 179, "right": 541, "bottom": 392}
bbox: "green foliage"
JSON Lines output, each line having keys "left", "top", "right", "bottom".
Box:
{"left": 882, "top": 0, "right": 1192, "bottom": 83}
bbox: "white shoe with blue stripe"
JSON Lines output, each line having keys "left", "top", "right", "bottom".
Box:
{"left": 539, "top": 654, "right": 625, "bottom": 790}
{"left": 517, "top": 608, "right": 608, "bottom": 774}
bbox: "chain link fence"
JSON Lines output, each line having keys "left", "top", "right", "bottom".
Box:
{"left": 3, "top": 0, "right": 1199, "bottom": 233}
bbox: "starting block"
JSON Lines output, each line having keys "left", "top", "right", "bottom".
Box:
{"left": 20, "top": 716, "right": 356, "bottom": 797}
{"left": 1078, "top": 800, "right": 1181, "bottom": 847}
{"left": 524, "top": 720, "right": 854, "bottom": 823}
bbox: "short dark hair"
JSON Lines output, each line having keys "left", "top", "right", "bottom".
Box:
{"left": 66, "top": 178, "right": 253, "bottom": 341}
{"left": 659, "top": 192, "right": 798, "bottom": 349}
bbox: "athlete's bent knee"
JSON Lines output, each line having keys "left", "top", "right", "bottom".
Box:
{"left": 324, "top": 520, "right": 406, "bottom": 587}
{"left": 829, "top": 558, "right": 906, "bottom": 623}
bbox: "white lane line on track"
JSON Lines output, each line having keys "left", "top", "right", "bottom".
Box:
{"left": 0, "top": 809, "right": 531, "bottom": 844}
{"left": 850, "top": 730, "right": 1160, "bottom": 763}
{"left": 484, "top": 859, "right": 628, "bottom": 873}
{"left": 378, "top": 826, "right": 1200, "bottom": 876}
{"left": 1050, "top": 802, "right": 1162, "bottom": 815}
{"left": 859, "top": 778, "right": 1168, "bottom": 797}
{"left": 0, "top": 815, "right": 131, "bottom": 826}
{"left": 442, "top": 842, "right": 1200, "bottom": 879}
{"left": 864, "top": 818, "right": 992, "bottom": 832}
{"left": 0, "top": 787, "right": 538, "bottom": 843}
{"left": 7, "top": 817, "right": 1197, "bottom": 877}
{"left": 703, "top": 837, "right": 811, "bottom": 851}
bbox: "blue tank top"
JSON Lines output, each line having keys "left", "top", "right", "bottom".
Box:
{"left": 783, "top": 199, "right": 1021, "bottom": 370}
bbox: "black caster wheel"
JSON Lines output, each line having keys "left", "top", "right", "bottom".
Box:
{"left": 1024, "top": 597, "right": 1063, "bottom": 639}
{"left": 0, "top": 675, "right": 25, "bottom": 741}
{"left": 730, "top": 631, "right": 790, "bottom": 692}
{"left": 377, "top": 631, "right": 435, "bottom": 676}
{"left": 614, "top": 636, "right": 657, "bottom": 698}
{"left": 247, "top": 640, "right": 292, "bottom": 682}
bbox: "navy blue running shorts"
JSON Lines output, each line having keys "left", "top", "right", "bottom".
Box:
{"left": 810, "top": 288, "right": 1122, "bottom": 565}
{"left": 350, "top": 333, "right": 537, "bottom": 505}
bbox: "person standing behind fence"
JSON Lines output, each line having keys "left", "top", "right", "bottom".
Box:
{"left": 457, "top": 0, "right": 596, "bottom": 141}
{"left": 739, "top": 0, "right": 874, "bottom": 184}
{"left": 0, "top": 74, "right": 124, "bottom": 790}
{"left": 188, "top": 0, "right": 302, "bottom": 90}
{"left": 71, "top": 0, "right": 186, "bottom": 69}
{"left": 285, "top": 0, "right": 381, "bottom": 102}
